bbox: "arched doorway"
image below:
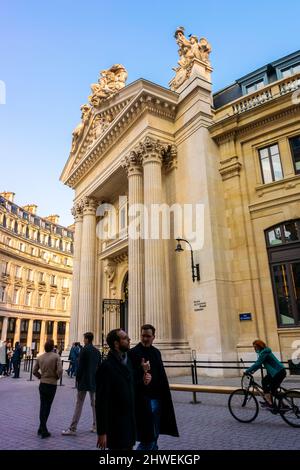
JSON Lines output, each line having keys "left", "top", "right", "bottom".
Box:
{"left": 120, "top": 272, "right": 128, "bottom": 332}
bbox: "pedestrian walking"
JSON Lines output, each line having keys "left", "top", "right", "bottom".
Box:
{"left": 62, "top": 332, "right": 101, "bottom": 435}
{"left": 33, "top": 339, "right": 63, "bottom": 438}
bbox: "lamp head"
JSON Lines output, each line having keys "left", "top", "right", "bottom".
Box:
{"left": 175, "top": 239, "right": 184, "bottom": 252}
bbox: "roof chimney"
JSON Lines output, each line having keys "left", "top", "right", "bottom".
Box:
{"left": 23, "top": 204, "right": 38, "bottom": 215}
{"left": 0, "top": 191, "right": 15, "bottom": 202}
{"left": 44, "top": 214, "right": 60, "bottom": 225}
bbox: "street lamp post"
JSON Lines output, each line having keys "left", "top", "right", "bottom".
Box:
{"left": 175, "top": 238, "right": 200, "bottom": 282}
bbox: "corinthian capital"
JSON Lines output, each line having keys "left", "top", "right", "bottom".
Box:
{"left": 138, "top": 136, "right": 164, "bottom": 165}
{"left": 71, "top": 200, "right": 84, "bottom": 221}
{"left": 81, "top": 196, "right": 98, "bottom": 215}
{"left": 122, "top": 151, "right": 143, "bottom": 177}
{"left": 136, "top": 136, "right": 177, "bottom": 170}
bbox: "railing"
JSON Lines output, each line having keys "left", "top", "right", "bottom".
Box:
{"left": 232, "top": 87, "right": 273, "bottom": 114}
{"left": 214, "top": 73, "right": 300, "bottom": 121}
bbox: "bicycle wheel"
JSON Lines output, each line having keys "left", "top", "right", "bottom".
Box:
{"left": 279, "top": 390, "right": 300, "bottom": 428}
{"left": 228, "top": 389, "right": 259, "bottom": 423}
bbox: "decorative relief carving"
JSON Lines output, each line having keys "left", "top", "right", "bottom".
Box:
{"left": 89, "top": 64, "right": 128, "bottom": 108}
{"left": 69, "top": 65, "right": 128, "bottom": 159}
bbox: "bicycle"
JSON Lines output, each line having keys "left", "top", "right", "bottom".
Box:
{"left": 228, "top": 370, "right": 300, "bottom": 427}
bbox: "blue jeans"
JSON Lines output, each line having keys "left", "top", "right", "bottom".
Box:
{"left": 137, "top": 399, "right": 161, "bottom": 451}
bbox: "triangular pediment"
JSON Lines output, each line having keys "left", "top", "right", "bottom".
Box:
{"left": 60, "top": 79, "right": 178, "bottom": 188}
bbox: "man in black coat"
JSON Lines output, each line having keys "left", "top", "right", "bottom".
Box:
{"left": 62, "top": 332, "right": 101, "bottom": 435}
{"left": 128, "top": 324, "right": 179, "bottom": 450}
{"left": 12, "top": 341, "right": 23, "bottom": 378}
{"left": 96, "top": 329, "right": 136, "bottom": 450}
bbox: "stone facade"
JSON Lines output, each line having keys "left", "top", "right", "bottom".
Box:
{"left": 0, "top": 193, "right": 73, "bottom": 353}
{"left": 61, "top": 30, "right": 300, "bottom": 374}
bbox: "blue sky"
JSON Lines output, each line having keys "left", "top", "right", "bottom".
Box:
{"left": 0, "top": 0, "right": 299, "bottom": 226}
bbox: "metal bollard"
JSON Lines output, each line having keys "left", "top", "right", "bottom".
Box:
{"left": 28, "top": 356, "right": 34, "bottom": 381}
{"left": 60, "top": 360, "right": 64, "bottom": 386}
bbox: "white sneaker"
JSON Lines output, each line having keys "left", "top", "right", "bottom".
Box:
{"left": 62, "top": 429, "right": 76, "bottom": 436}
{"left": 90, "top": 426, "right": 97, "bottom": 433}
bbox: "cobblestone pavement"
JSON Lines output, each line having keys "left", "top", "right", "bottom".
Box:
{"left": 1, "top": 369, "right": 300, "bottom": 450}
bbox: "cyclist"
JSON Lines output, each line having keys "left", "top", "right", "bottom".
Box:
{"left": 245, "top": 340, "right": 286, "bottom": 408}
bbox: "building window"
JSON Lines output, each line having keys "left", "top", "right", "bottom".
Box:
{"left": 38, "top": 272, "right": 45, "bottom": 283}
{"left": 46, "top": 321, "right": 53, "bottom": 335}
{"left": 62, "top": 278, "right": 69, "bottom": 289}
{"left": 25, "top": 291, "right": 31, "bottom": 306}
{"left": 15, "top": 265, "right": 22, "bottom": 278}
{"left": 6, "top": 237, "right": 12, "bottom": 247}
{"left": 8, "top": 318, "right": 15, "bottom": 333}
{"left": 14, "top": 221, "right": 18, "bottom": 234}
{"left": 0, "top": 286, "right": 6, "bottom": 302}
{"left": 259, "top": 144, "right": 283, "bottom": 184}
{"left": 1, "top": 261, "right": 9, "bottom": 275}
{"left": 27, "top": 269, "right": 34, "bottom": 281}
{"left": 33, "top": 320, "right": 41, "bottom": 333}
{"left": 266, "top": 220, "right": 300, "bottom": 327}
{"left": 13, "top": 289, "right": 20, "bottom": 304}
{"left": 50, "top": 275, "right": 56, "bottom": 286}
{"left": 20, "top": 319, "right": 29, "bottom": 333}
{"left": 50, "top": 295, "right": 56, "bottom": 309}
{"left": 289, "top": 135, "right": 300, "bottom": 174}
{"left": 245, "top": 79, "right": 265, "bottom": 94}
{"left": 281, "top": 63, "right": 300, "bottom": 78}
{"left": 57, "top": 321, "right": 66, "bottom": 335}
{"left": 19, "top": 242, "right": 25, "bottom": 252}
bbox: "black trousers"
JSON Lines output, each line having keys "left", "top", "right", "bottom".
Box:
{"left": 13, "top": 361, "right": 21, "bottom": 378}
{"left": 262, "top": 368, "right": 286, "bottom": 395}
{"left": 39, "top": 383, "right": 57, "bottom": 432}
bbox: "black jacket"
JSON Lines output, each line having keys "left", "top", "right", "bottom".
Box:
{"left": 76, "top": 344, "right": 101, "bottom": 392}
{"left": 128, "top": 343, "right": 179, "bottom": 442}
{"left": 95, "top": 351, "right": 136, "bottom": 450}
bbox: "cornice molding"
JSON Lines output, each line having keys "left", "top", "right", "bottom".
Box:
{"left": 210, "top": 103, "right": 300, "bottom": 144}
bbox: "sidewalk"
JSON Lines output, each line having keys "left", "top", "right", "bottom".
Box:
{"left": 1, "top": 368, "right": 300, "bottom": 450}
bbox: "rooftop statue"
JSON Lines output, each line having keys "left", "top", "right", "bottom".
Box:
{"left": 89, "top": 64, "right": 128, "bottom": 108}
{"left": 170, "top": 26, "right": 212, "bottom": 91}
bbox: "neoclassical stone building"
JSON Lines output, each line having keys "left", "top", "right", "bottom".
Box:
{"left": 61, "top": 29, "right": 300, "bottom": 369}
{"left": 0, "top": 192, "right": 73, "bottom": 352}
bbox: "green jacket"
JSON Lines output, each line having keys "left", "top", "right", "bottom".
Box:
{"left": 246, "top": 347, "right": 285, "bottom": 377}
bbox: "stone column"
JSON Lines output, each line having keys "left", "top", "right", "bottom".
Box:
{"left": 77, "top": 196, "right": 98, "bottom": 341}
{"left": 1, "top": 316, "right": 8, "bottom": 342}
{"left": 64, "top": 321, "right": 70, "bottom": 350}
{"left": 26, "top": 319, "right": 33, "bottom": 348}
{"left": 123, "top": 152, "right": 145, "bottom": 343}
{"left": 13, "top": 318, "right": 21, "bottom": 344}
{"left": 40, "top": 320, "right": 46, "bottom": 351}
{"left": 53, "top": 321, "right": 58, "bottom": 345}
{"left": 139, "top": 137, "right": 174, "bottom": 343}
{"left": 68, "top": 201, "right": 84, "bottom": 346}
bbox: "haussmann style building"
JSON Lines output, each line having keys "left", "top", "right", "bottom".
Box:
{"left": 0, "top": 192, "right": 74, "bottom": 353}
{"left": 60, "top": 28, "right": 300, "bottom": 373}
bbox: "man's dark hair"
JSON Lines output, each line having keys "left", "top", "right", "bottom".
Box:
{"left": 84, "top": 332, "right": 94, "bottom": 343}
{"left": 141, "top": 324, "right": 155, "bottom": 336}
{"left": 106, "top": 329, "right": 122, "bottom": 350}
{"left": 44, "top": 340, "right": 54, "bottom": 353}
